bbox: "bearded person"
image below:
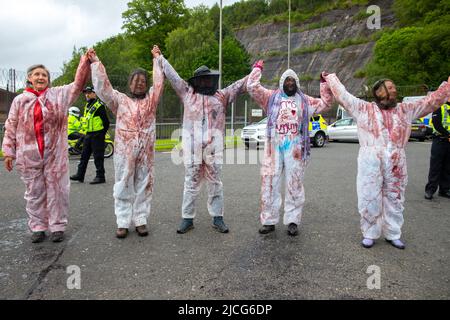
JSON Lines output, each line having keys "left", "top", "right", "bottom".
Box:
{"left": 87, "top": 46, "right": 165, "bottom": 239}
{"left": 323, "top": 74, "right": 450, "bottom": 249}
{"left": 247, "top": 60, "right": 333, "bottom": 237}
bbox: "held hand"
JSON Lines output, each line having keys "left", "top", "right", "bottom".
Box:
{"left": 86, "top": 48, "right": 99, "bottom": 63}
{"left": 4, "top": 157, "right": 13, "bottom": 172}
{"left": 253, "top": 60, "right": 264, "bottom": 70}
{"left": 152, "top": 45, "right": 161, "bottom": 58}
{"left": 320, "top": 72, "right": 330, "bottom": 83}
{"left": 448, "top": 75, "right": 450, "bottom": 83}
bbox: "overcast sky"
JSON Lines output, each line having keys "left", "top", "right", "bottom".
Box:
{"left": 0, "top": 0, "right": 239, "bottom": 74}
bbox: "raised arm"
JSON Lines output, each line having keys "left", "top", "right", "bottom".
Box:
{"left": 53, "top": 53, "right": 91, "bottom": 111}
{"left": 306, "top": 72, "right": 334, "bottom": 116}
{"left": 221, "top": 75, "right": 248, "bottom": 106}
{"left": 159, "top": 55, "right": 189, "bottom": 99}
{"left": 404, "top": 76, "right": 450, "bottom": 120}
{"left": 324, "top": 73, "right": 371, "bottom": 119}
{"left": 247, "top": 60, "right": 274, "bottom": 113}
{"left": 150, "top": 46, "right": 165, "bottom": 106}
{"left": 2, "top": 97, "right": 20, "bottom": 171}
{"left": 88, "top": 49, "right": 121, "bottom": 116}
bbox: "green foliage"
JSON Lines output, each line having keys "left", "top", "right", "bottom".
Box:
{"left": 165, "top": 6, "right": 250, "bottom": 84}
{"left": 365, "top": 1, "right": 450, "bottom": 88}
{"left": 122, "top": 0, "right": 187, "bottom": 70}
{"left": 393, "top": 0, "right": 448, "bottom": 26}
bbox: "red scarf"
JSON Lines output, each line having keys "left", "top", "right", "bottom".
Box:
{"left": 26, "top": 87, "right": 48, "bottom": 158}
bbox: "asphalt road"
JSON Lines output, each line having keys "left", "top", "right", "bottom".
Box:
{"left": 0, "top": 141, "right": 449, "bottom": 300}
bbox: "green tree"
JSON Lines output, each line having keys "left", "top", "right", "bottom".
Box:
{"left": 365, "top": 17, "right": 450, "bottom": 88}
{"left": 165, "top": 6, "right": 250, "bottom": 84}
{"left": 122, "top": 0, "right": 187, "bottom": 70}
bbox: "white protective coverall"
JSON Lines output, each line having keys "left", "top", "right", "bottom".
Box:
{"left": 160, "top": 56, "right": 248, "bottom": 219}
{"left": 325, "top": 74, "right": 450, "bottom": 240}
{"left": 247, "top": 67, "right": 333, "bottom": 226}
{"left": 91, "top": 56, "right": 164, "bottom": 229}
{"left": 2, "top": 56, "right": 90, "bottom": 232}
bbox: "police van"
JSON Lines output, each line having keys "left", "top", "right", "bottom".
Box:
{"left": 241, "top": 115, "right": 329, "bottom": 149}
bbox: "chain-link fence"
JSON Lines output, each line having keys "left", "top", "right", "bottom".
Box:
{"left": 0, "top": 67, "right": 432, "bottom": 150}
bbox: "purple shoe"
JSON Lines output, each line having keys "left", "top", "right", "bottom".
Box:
{"left": 386, "top": 239, "right": 405, "bottom": 249}
{"left": 361, "top": 238, "right": 374, "bottom": 248}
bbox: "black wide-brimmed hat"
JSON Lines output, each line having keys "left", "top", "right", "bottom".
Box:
{"left": 188, "top": 65, "right": 220, "bottom": 87}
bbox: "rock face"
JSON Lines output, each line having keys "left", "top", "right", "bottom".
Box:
{"left": 235, "top": 0, "right": 396, "bottom": 96}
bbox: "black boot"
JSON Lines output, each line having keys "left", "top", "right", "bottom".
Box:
{"left": 438, "top": 190, "right": 450, "bottom": 198}
{"left": 70, "top": 174, "right": 84, "bottom": 183}
{"left": 90, "top": 177, "right": 106, "bottom": 185}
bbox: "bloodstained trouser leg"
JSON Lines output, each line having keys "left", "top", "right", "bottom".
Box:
{"left": 21, "top": 168, "right": 48, "bottom": 232}
{"left": 381, "top": 148, "right": 406, "bottom": 241}
{"left": 260, "top": 143, "right": 283, "bottom": 226}
{"left": 114, "top": 153, "right": 136, "bottom": 229}
{"left": 204, "top": 161, "right": 224, "bottom": 217}
{"left": 132, "top": 155, "right": 154, "bottom": 227}
{"left": 182, "top": 164, "right": 204, "bottom": 219}
{"left": 45, "top": 168, "right": 69, "bottom": 233}
{"left": 283, "top": 147, "right": 306, "bottom": 226}
{"left": 357, "top": 147, "right": 384, "bottom": 240}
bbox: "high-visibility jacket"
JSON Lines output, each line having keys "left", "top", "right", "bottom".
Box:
{"left": 82, "top": 99, "right": 105, "bottom": 132}
{"left": 433, "top": 103, "right": 450, "bottom": 135}
{"left": 68, "top": 114, "right": 82, "bottom": 135}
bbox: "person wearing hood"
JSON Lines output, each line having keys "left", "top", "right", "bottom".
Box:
{"left": 155, "top": 46, "right": 249, "bottom": 234}
{"left": 247, "top": 60, "right": 333, "bottom": 236}
{"left": 70, "top": 86, "right": 110, "bottom": 184}
{"left": 2, "top": 54, "right": 91, "bottom": 243}
{"left": 86, "top": 46, "right": 164, "bottom": 239}
{"left": 323, "top": 74, "right": 450, "bottom": 249}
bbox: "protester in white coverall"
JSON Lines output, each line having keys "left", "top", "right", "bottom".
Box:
{"left": 157, "top": 46, "right": 249, "bottom": 234}
{"left": 2, "top": 55, "right": 91, "bottom": 243}
{"left": 247, "top": 60, "right": 333, "bottom": 236}
{"left": 87, "top": 47, "right": 164, "bottom": 239}
{"left": 324, "top": 74, "right": 450, "bottom": 249}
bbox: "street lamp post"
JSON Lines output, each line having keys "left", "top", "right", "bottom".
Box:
{"left": 219, "top": 0, "right": 223, "bottom": 90}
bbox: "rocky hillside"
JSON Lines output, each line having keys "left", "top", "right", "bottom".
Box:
{"left": 235, "top": 0, "right": 396, "bottom": 96}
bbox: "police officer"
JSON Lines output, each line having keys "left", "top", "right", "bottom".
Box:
{"left": 70, "top": 87, "right": 110, "bottom": 184}
{"left": 425, "top": 101, "right": 450, "bottom": 199}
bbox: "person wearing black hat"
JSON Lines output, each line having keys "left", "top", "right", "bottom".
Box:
{"left": 155, "top": 45, "right": 249, "bottom": 235}
{"left": 323, "top": 73, "right": 450, "bottom": 250}
{"left": 70, "top": 86, "right": 110, "bottom": 184}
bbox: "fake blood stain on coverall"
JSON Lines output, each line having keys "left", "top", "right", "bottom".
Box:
{"left": 325, "top": 74, "right": 450, "bottom": 240}
{"left": 91, "top": 57, "right": 164, "bottom": 229}
{"left": 2, "top": 56, "right": 91, "bottom": 233}
{"left": 247, "top": 67, "right": 333, "bottom": 227}
{"left": 161, "top": 57, "right": 248, "bottom": 219}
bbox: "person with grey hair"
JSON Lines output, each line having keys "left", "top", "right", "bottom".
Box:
{"left": 2, "top": 54, "right": 91, "bottom": 243}
{"left": 86, "top": 46, "right": 165, "bottom": 239}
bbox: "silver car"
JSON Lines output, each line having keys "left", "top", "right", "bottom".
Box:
{"left": 327, "top": 118, "right": 358, "bottom": 142}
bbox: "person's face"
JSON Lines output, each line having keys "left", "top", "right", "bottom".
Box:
{"left": 129, "top": 74, "right": 147, "bottom": 96}
{"left": 199, "top": 77, "right": 213, "bottom": 88}
{"left": 28, "top": 68, "right": 49, "bottom": 91}
{"left": 283, "top": 76, "right": 297, "bottom": 96}
{"left": 85, "top": 92, "right": 97, "bottom": 101}
{"left": 376, "top": 80, "right": 397, "bottom": 108}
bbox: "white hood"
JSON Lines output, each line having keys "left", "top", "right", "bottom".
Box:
{"left": 279, "top": 69, "right": 300, "bottom": 93}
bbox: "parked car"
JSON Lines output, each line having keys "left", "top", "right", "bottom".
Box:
{"left": 410, "top": 118, "right": 433, "bottom": 141}
{"left": 241, "top": 115, "right": 329, "bottom": 149}
{"left": 327, "top": 117, "right": 359, "bottom": 142}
